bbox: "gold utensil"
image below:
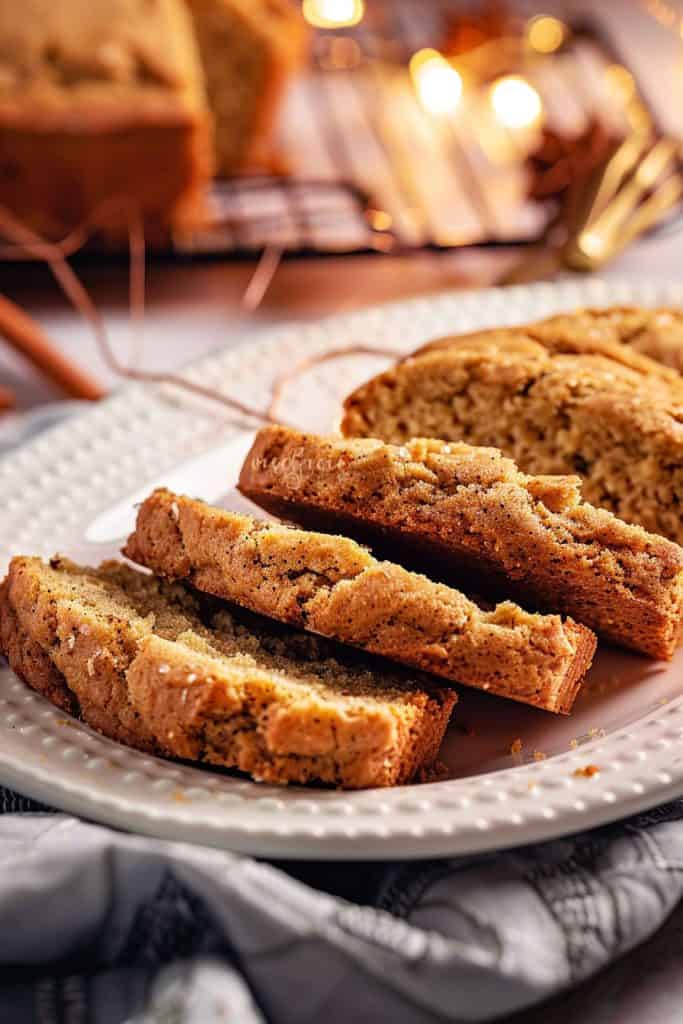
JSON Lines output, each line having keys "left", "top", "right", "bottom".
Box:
{"left": 564, "top": 136, "right": 682, "bottom": 270}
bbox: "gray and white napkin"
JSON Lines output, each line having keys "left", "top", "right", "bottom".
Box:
{"left": 2, "top": 788, "right": 683, "bottom": 1024}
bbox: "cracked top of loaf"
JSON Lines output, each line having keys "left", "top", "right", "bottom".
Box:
{"left": 414, "top": 305, "right": 683, "bottom": 381}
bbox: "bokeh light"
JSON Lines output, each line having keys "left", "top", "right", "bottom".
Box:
{"left": 604, "top": 64, "right": 637, "bottom": 103}
{"left": 526, "top": 15, "right": 567, "bottom": 54}
{"left": 490, "top": 75, "right": 543, "bottom": 130}
{"left": 410, "top": 49, "right": 464, "bottom": 115}
{"left": 302, "top": 0, "right": 365, "bottom": 29}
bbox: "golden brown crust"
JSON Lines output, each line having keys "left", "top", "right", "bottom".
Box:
{"left": 239, "top": 426, "right": 683, "bottom": 660}
{"left": 414, "top": 306, "right": 683, "bottom": 380}
{"left": 341, "top": 339, "right": 683, "bottom": 545}
{"left": 185, "top": 0, "right": 308, "bottom": 175}
{"left": 0, "top": 556, "right": 455, "bottom": 788}
{"left": 125, "top": 489, "right": 597, "bottom": 713}
{"left": 2, "top": 557, "right": 165, "bottom": 751}
{"left": 0, "top": 0, "right": 213, "bottom": 241}
{"left": 0, "top": 577, "right": 78, "bottom": 716}
{"left": 127, "top": 635, "right": 453, "bottom": 788}
{"left": 529, "top": 306, "right": 683, "bottom": 377}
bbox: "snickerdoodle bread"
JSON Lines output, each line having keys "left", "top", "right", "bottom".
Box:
{"left": 125, "top": 489, "right": 596, "bottom": 713}
{"left": 186, "top": 0, "right": 308, "bottom": 176}
{"left": 0, "top": 556, "right": 456, "bottom": 788}
{"left": 527, "top": 306, "right": 683, "bottom": 376}
{"left": 240, "top": 426, "right": 683, "bottom": 660}
{"left": 415, "top": 306, "right": 683, "bottom": 380}
{"left": 0, "top": 0, "right": 214, "bottom": 243}
{"left": 342, "top": 343, "right": 683, "bottom": 545}
{"left": 0, "top": 0, "right": 307, "bottom": 241}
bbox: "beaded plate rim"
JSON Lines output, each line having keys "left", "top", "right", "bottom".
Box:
{"left": 1, "top": 276, "right": 683, "bottom": 859}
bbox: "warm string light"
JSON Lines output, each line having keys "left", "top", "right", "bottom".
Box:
{"left": 490, "top": 75, "right": 543, "bottom": 131}
{"left": 526, "top": 15, "right": 567, "bottom": 54}
{"left": 410, "top": 49, "right": 464, "bottom": 115}
{"left": 302, "top": 0, "right": 364, "bottom": 29}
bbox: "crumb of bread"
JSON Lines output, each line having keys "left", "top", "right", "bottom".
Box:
{"left": 510, "top": 737, "right": 523, "bottom": 755}
{"left": 573, "top": 764, "right": 600, "bottom": 778}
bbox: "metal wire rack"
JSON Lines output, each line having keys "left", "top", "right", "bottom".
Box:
{"left": 177, "top": 7, "right": 671, "bottom": 258}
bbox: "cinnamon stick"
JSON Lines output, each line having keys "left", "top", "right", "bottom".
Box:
{"left": 0, "top": 294, "right": 106, "bottom": 401}
{"left": 0, "top": 383, "right": 15, "bottom": 410}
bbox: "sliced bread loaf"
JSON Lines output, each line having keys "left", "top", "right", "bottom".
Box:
{"left": 239, "top": 426, "right": 683, "bottom": 659}
{"left": 0, "top": 556, "right": 455, "bottom": 788}
{"left": 341, "top": 344, "right": 683, "bottom": 544}
{"left": 125, "top": 490, "right": 597, "bottom": 713}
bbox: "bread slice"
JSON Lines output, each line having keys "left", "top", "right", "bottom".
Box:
{"left": 0, "top": 556, "right": 455, "bottom": 788}
{"left": 239, "top": 426, "right": 683, "bottom": 660}
{"left": 341, "top": 343, "right": 683, "bottom": 545}
{"left": 185, "top": 0, "right": 308, "bottom": 175}
{"left": 125, "top": 490, "right": 596, "bottom": 713}
{"left": 414, "top": 306, "right": 683, "bottom": 379}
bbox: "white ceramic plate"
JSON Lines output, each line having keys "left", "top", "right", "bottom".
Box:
{"left": 2, "top": 277, "right": 683, "bottom": 860}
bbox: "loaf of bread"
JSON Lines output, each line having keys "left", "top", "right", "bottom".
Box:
{"left": 342, "top": 342, "right": 683, "bottom": 545}
{"left": 240, "top": 426, "right": 683, "bottom": 660}
{"left": 416, "top": 306, "right": 683, "bottom": 380}
{"left": 0, "top": 0, "right": 214, "bottom": 243}
{"left": 0, "top": 0, "right": 306, "bottom": 242}
{"left": 125, "top": 489, "right": 597, "bottom": 713}
{"left": 186, "top": 0, "right": 307, "bottom": 176}
{"left": 0, "top": 556, "right": 456, "bottom": 788}
{"left": 523, "top": 306, "right": 683, "bottom": 376}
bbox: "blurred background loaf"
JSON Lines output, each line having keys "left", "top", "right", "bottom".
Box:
{"left": 187, "top": 0, "right": 308, "bottom": 176}
{"left": 0, "top": 0, "right": 307, "bottom": 243}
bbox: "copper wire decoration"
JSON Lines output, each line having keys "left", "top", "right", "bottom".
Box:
{"left": 267, "top": 344, "right": 402, "bottom": 421}
{"left": 0, "top": 205, "right": 401, "bottom": 427}
{"left": 0, "top": 206, "right": 284, "bottom": 423}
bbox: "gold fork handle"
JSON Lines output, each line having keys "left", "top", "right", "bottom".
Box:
{"left": 563, "top": 170, "right": 683, "bottom": 270}
{"left": 580, "top": 137, "right": 678, "bottom": 245}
